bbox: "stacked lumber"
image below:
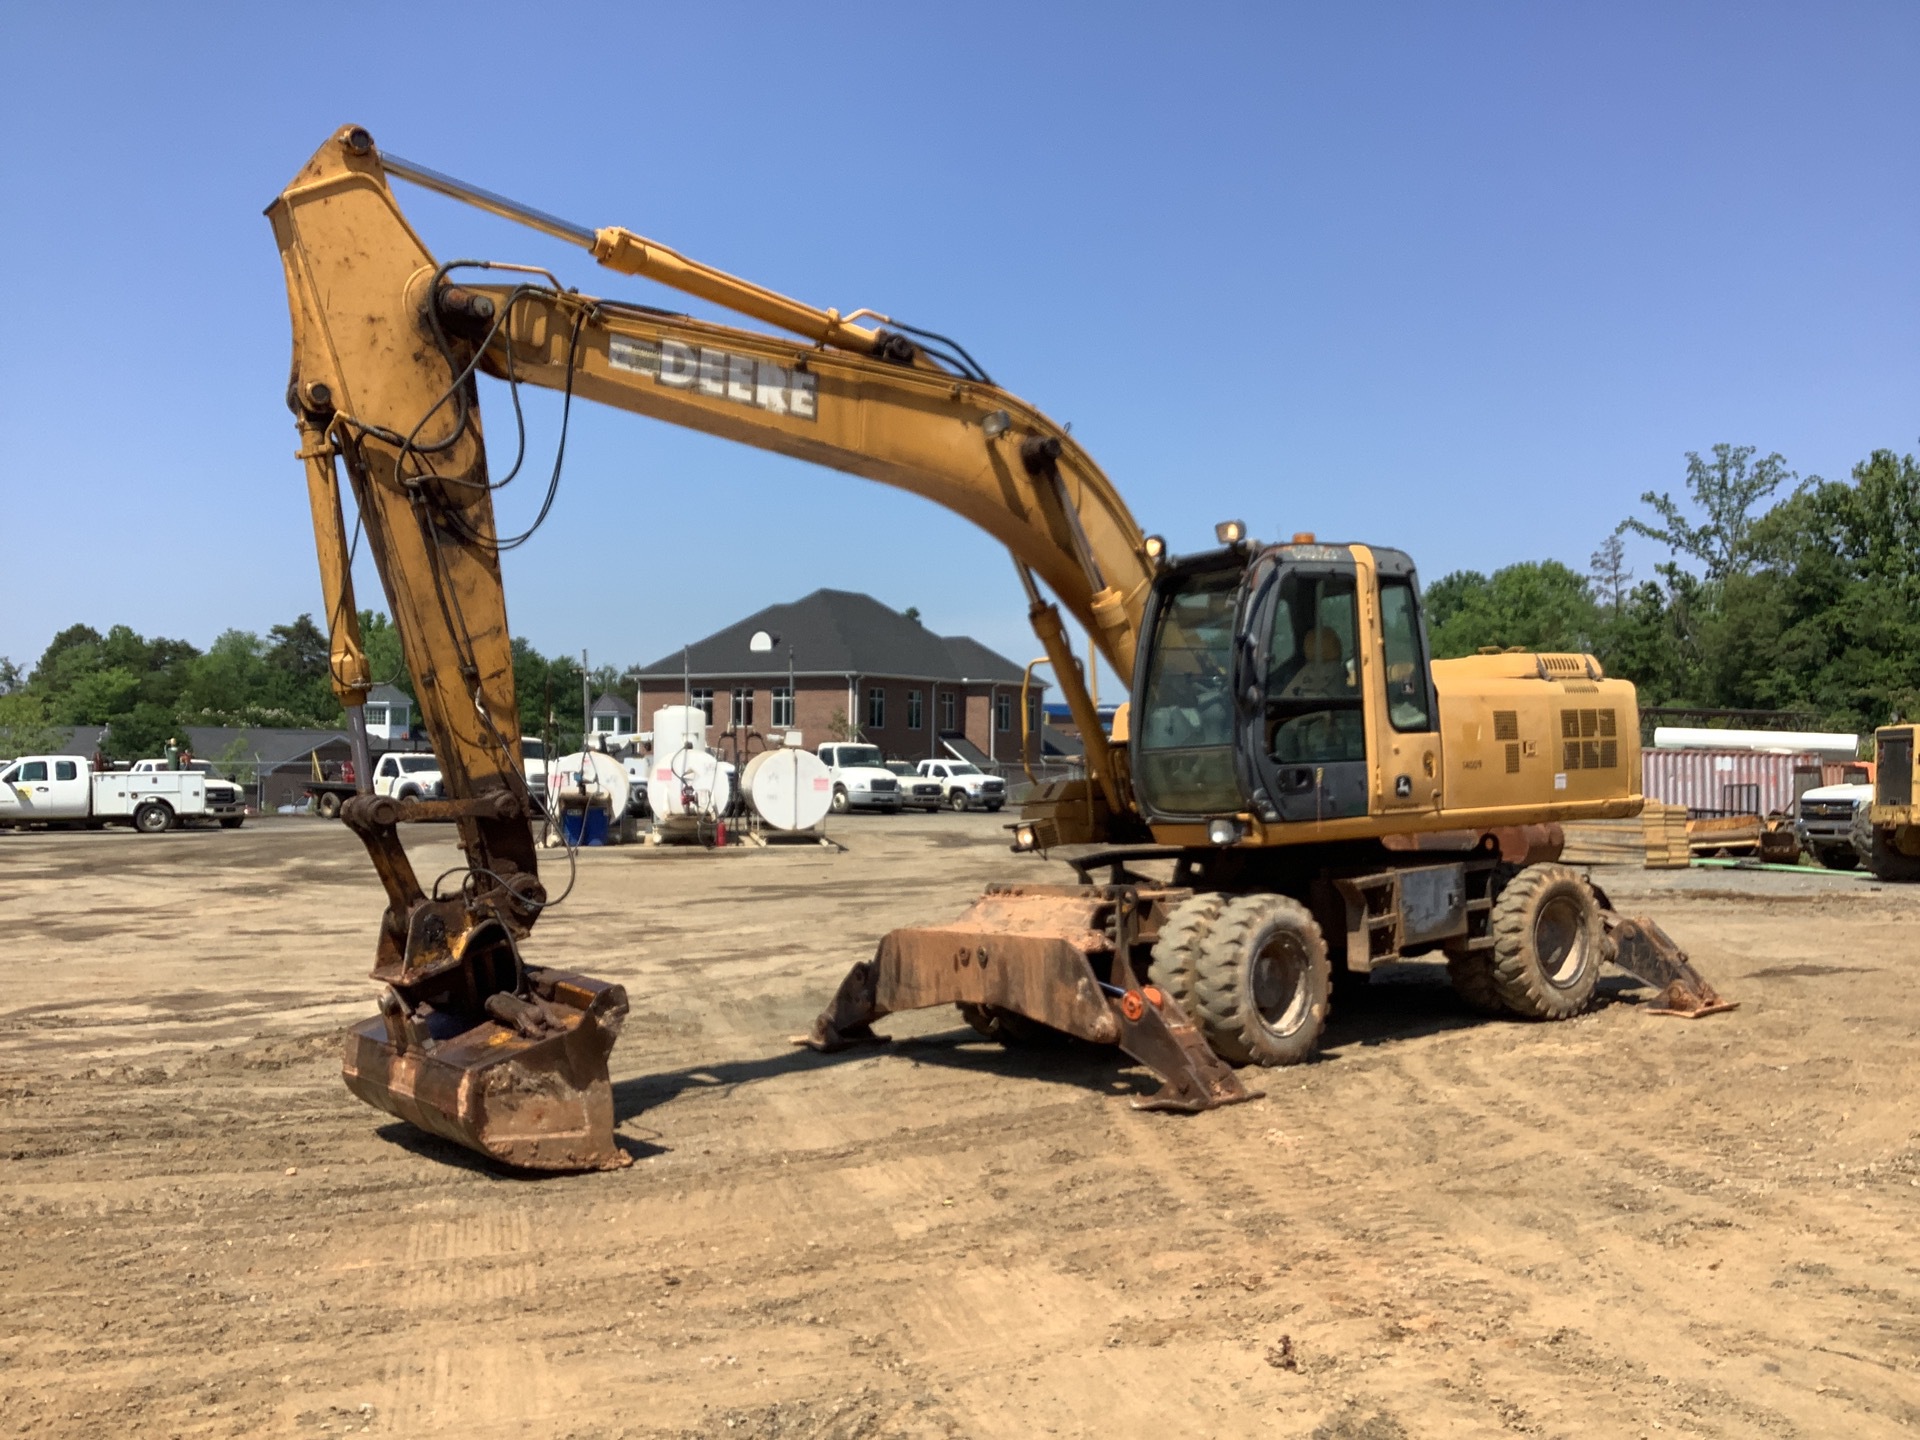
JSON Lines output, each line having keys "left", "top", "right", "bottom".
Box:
{"left": 1642, "top": 801, "right": 1691, "bottom": 868}
{"left": 1558, "top": 802, "right": 1691, "bottom": 869}
{"left": 1687, "top": 813, "right": 1763, "bottom": 856}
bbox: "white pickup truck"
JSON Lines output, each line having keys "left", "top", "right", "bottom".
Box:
{"left": 915, "top": 758, "right": 1008, "bottom": 812}
{"left": 815, "top": 743, "right": 902, "bottom": 814}
{"left": 0, "top": 755, "right": 217, "bottom": 834}
{"left": 130, "top": 759, "right": 247, "bottom": 826}
{"left": 372, "top": 751, "right": 445, "bottom": 800}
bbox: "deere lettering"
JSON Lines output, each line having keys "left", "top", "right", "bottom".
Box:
{"left": 607, "top": 335, "right": 817, "bottom": 421}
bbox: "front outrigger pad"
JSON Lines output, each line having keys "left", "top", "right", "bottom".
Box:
{"left": 344, "top": 966, "right": 632, "bottom": 1171}
{"left": 807, "top": 883, "right": 1256, "bottom": 1112}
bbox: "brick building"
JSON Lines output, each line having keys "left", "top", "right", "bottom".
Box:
{"left": 631, "top": 590, "right": 1044, "bottom": 768}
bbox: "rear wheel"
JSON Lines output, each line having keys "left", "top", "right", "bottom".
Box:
{"left": 133, "top": 802, "right": 173, "bottom": 835}
{"left": 1190, "top": 894, "right": 1331, "bottom": 1066}
{"left": 1445, "top": 950, "right": 1505, "bottom": 1013}
{"left": 830, "top": 786, "right": 850, "bottom": 814}
{"left": 1147, "top": 891, "right": 1228, "bottom": 1018}
{"left": 1489, "top": 864, "right": 1601, "bottom": 1019}
{"left": 315, "top": 790, "right": 341, "bottom": 820}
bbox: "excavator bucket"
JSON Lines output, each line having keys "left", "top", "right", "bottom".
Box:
{"left": 808, "top": 883, "right": 1254, "bottom": 1112}
{"left": 344, "top": 966, "right": 631, "bottom": 1171}
{"left": 1602, "top": 913, "right": 1737, "bottom": 1019}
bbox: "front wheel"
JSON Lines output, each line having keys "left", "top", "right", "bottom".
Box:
{"left": 948, "top": 790, "right": 971, "bottom": 812}
{"left": 219, "top": 817, "right": 244, "bottom": 829}
{"left": 133, "top": 802, "right": 173, "bottom": 835}
{"left": 830, "top": 786, "right": 850, "bottom": 814}
{"left": 1490, "top": 864, "right": 1601, "bottom": 1019}
{"left": 1865, "top": 825, "right": 1920, "bottom": 883}
{"left": 1189, "top": 894, "right": 1331, "bottom": 1066}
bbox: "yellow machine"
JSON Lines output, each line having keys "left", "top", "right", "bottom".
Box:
{"left": 1863, "top": 725, "right": 1920, "bottom": 881}
{"left": 271, "top": 127, "right": 1728, "bottom": 1170}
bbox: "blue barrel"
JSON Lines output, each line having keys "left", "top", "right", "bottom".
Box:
{"left": 561, "top": 808, "right": 611, "bottom": 846}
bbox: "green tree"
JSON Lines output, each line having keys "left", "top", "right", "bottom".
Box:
{"left": 1424, "top": 561, "right": 1600, "bottom": 659}
{"left": 1619, "top": 444, "right": 1799, "bottom": 581}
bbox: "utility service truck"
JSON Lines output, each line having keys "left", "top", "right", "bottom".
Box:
{"left": 0, "top": 756, "right": 219, "bottom": 833}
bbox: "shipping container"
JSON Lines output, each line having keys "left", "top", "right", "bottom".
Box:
{"left": 1641, "top": 748, "right": 1821, "bottom": 817}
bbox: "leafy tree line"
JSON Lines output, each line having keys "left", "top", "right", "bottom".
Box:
{"left": 0, "top": 611, "right": 609, "bottom": 760}
{"left": 1424, "top": 443, "right": 1920, "bottom": 733}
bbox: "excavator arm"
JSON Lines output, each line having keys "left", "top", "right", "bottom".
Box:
{"left": 269, "top": 126, "right": 1200, "bottom": 1170}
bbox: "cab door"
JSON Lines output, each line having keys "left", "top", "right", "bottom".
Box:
{"left": 1360, "top": 546, "right": 1442, "bottom": 815}
{"left": 43, "top": 758, "right": 89, "bottom": 816}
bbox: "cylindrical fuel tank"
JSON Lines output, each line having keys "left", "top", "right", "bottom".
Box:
{"left": 551, "top": 751, "right": 630, "bottom": 818}
{"left": 647, "top": 745, "right": 733, "bottom": 818}
{"left": 742, "top": 747, "right": 833, "bottom": 831}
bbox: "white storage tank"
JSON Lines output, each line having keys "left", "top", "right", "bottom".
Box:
{"left": 551, "top": 750, "right": 631, "bottom": 819}
{"left": 651, "top": 705, "right": 708, "bottom": 754}
{"left": 647, "top": 746, "right": 733, "bottom": 819}
{"left": 742, "top": 747, "right": 833, "bottom": 832}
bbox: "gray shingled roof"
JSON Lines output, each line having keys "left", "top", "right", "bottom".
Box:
{"left": 52, "top": 725, "right": 351, "bottom": 768}
{"left": 634, "top": 589, "right": 1037, "bottom": 687}
{"left": 590, "top": 693, "right": 635, "bottom": 717}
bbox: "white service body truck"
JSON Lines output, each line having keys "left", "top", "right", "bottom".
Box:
{"left": 130, "top": 759, "right": 247, "bottom": 826}
{"left": 815, "top": 743, "right": 903, "bottom": 813}
{"left": 0, "top": 756, "right": 214, "bottom": 833}
{"left": 915, "top": 758, "right": 1008, "bottom": 812}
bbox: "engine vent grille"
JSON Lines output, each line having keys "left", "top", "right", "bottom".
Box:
{"left": 1493, "top": 710, "right": 1519, "bottom": 741}
{"left": 1558, "top": 709, "right": 1620, "bottom": 769}
{"left": 1505, "top": 743, "right": 1521, "bottom": 774}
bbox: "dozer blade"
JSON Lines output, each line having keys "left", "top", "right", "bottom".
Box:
{"left": 344, "top": 966, "right": 631, "bottom": 1171}
{"left": 1603, "top": 913, "right": 1738, "bottom": 1019}
{"left": 807, "top": 884, "right": 1255, "bottom": 1112}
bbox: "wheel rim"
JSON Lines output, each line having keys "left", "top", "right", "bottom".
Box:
{"left": 1533, "top": 893, "right": 1590, "bottom": 988}
{"left": 1249, "top": 929, "right": 1311, "bottom": 1036}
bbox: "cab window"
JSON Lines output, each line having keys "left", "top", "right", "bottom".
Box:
{"left": 55, "top": 761, "right": 78, "bottom": 781}
{"left": 19, "top": 761, "right": 48, "bottom": 782}
{"left": 1135, "top": 566, "right": 1241, "bottom": 815}
{"left": 0, "top": 764, "right": 18, "bottom": 783}
{"left": 1265, "top": 572, "right": 1364, "bottom": 764}
{"left": 1379, "top": 579, "right": 1433, "bottom": 732}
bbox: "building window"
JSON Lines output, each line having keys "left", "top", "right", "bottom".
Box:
{"left": 772, "top": 686, "right": 794, "bottom": 728}
{"left": 907, "top": 689, "right": 923, "bottom": 730}
{"left": 939, "top": 691, "right": 956, "bottom": 731}
{"left": 691, "top": 688, "right": 714, "bottom": 725}
{"left": 867, "top": 686, "right": 886, "bottom": 729}
{"left": 1026, "top": 693, "right": 1040, "bottom": 736}
{"left": 364, "top": 704, "right": 388, "bottom": 728}
{"left": 731, "top": 687, "right": 754, "bottom": 727}
{"left": 995, "top": 693, "right": 1011, "bottom": 732}
{"left": 592, "top": 712, "right": 617, "bottom": 733}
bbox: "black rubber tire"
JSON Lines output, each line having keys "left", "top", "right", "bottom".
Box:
{"left": 397, "top": 785, "right": 419, "bottom": 802}
{"left": 1147, "top": 891, "right": 1228, "bottom": 1018}
{"left": 218, "top": 817, "right": 244, "bottom": 829}
{"left": 1489, "top": 864, "right": 1601, "bottom": 1019}
{"left": 1189, "top": 894, "right": 1331, "bottom": 1066}
{"left": 133, "top": 802, "right": 172, "bottom": 835}
{"left": 1814, "top": 845, "right": 1859, "bottom": 871}
{"left": 315, "top": 791, "right": 341, "bottom": 820}
{"left": 985, "top": 802, "right": 1004, "bottom": 813}
{"left": 956, "top": 1002, "right": 1069, "bottom": 1047}
{"left": 1446, "top": 950, "right": 1505, "bottom": 1014}
{"left": 830, "top": 786, "right": 850, "bottom": 814}
{"left": 1866, "top": 826, "right": 1920, "bottom": 883}
{"left": 948, "top": 789, "right": 971, "bottom": 812}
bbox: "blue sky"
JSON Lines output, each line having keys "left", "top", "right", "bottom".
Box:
{"left": 2, "top": 3, "right": 1914, "bottom": 688}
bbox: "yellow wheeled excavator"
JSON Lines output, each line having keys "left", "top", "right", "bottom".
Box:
{"left": 271, "top": 126, "right": 1730, "bottom": 1172}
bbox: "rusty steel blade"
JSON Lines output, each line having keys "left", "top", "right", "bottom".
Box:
{"left": 1604, "top": 914, "right": 1738, "bottom": 1019}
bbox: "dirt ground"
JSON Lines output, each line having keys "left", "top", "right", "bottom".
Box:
{"left": 2, "top": 813, "right": 1917, "bottom": 1439}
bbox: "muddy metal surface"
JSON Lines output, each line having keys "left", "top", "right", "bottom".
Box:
{"left": 3, "top": 814, "right": 1917, "bottom": 1438}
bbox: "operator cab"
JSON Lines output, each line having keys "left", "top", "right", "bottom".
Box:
{"left": 1131, "top": 540, "right": 1435, "bottom": 825}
